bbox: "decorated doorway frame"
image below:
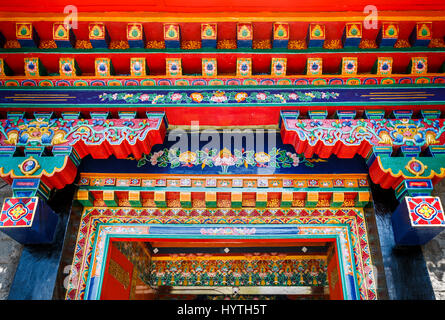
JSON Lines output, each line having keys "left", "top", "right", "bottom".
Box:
{"left": 65, "top": 206, "right": 378, "bottom": 300}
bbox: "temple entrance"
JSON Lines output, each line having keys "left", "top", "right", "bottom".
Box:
{"left": 66, "top": 169, "right": 375, "bottom": 300}
{"left": 99, "top": 238, "right": 343, "bottom": 300}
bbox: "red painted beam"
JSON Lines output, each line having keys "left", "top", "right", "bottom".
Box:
{"left": 2, "top": 20, "right": 445, "bottom": 44}
{"left": 1, "top": 0, "right": 444, "bottom": 13}
{"left": 1, "top": 50, "right": 445, "bottom": 76}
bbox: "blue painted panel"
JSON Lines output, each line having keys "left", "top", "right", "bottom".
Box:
{"left": 1, "top": 87, "right": 445, "bottom": 106}
{"left": 272, "top": 39, "right": 288, "bottom": 48}
{"left": 201, "top": 39, "right": 216, "bottom": 48}
{"left": 128, "top": 40, "right": 145, "bottom": 48}
{"left": 78, "top": 132, "right": 369, "bottom": 175}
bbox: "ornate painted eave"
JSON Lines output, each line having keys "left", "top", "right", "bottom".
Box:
{"left": 74, "top": 173, "right": 371, "bottom": 209}
{"left": 1, "top": 85, "right": 445, "bottom": 127}
{"left": 0, "top": 112, "right": 167, "bottom": 190}
{"left": 280, "top": 114, "right": 445, "bottom": 158}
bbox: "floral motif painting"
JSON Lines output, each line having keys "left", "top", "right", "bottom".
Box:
{"left": 99, "top": 90, "right": 340, "bottom": 104}
{"left": 137, "top": 147, "right": 316, "bottom": 174}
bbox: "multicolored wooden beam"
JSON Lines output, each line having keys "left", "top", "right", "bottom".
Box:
{"left": 130, "top": 57, "right": 147, "bottom": 76}
{"left": 236, "top": 58, "right": 252, "bottom": 77}
{"left": 24, "top": 57, "right": 47, "bottom": 77}
{"left": 75, "top": 172, "right": 371, "bottom": 210}
{"left": 166, "top": 58, "right": 182, "bottom": 76}
{"left": 376, "top": 22, "right": 399, "bottom": 48}
{"left": 409, "top": 22, "right": 432, "bottom": 47}
{"left": 88, "top": 23, "right": 110, "bottom": 49}
{"left": 1, "top": 72, "right": 444, "bottom": 88}
{"left": 237, "top": 22, "right": 253, "bottom": 48}
{"left": 201, "top": 23, "right": 217, "bottom": 48}
{"left": 342, "top": 23, "right": 362, "bottom": 48}
{"left": 307, "top": 24, "right": 325, "bottom": 48}
{"left": 59, "top": 58, "right": 81, "bottom": 77}
{"left": 75, "top": 186, "right": 370, "bottom": 209}
{"left": 53, "top": 22, "right": 75, "bottom": 48}
{"left": 16, "top": 22, "right": 39, "bottom": 48}
{"left": 273, "top": 23, "right": 289, "bottom": 48}
{"left": 202, "top": 58, "right": 217, "bottom": 77}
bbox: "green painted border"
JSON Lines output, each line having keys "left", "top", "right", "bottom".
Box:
{"left": 84, "top": 222, "right": 358, "bottom": 300}
{"left": 345, "top": 223, "right": 361, "bottom": 299}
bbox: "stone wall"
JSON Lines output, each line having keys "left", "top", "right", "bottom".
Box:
{"left": 422, "top": 179, "right": 445, "bottom": 300}
{"left": 0, "top": 180, "right": 23, "bottom": 300}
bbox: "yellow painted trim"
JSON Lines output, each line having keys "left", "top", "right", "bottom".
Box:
{"left": 333, "top": 192, "right": 344, "bottom": 202}
{"left": 103, "top": 190, "right": 115, "bottom": 201}
{"left": 2, "top": 74, "right": 445, "bottom": 83}
{"left": 307, "top": 192, "right": 319, "bottom": 201}
{"left": 75, "top": 190, "right": 90, "bottom": 201}
{"left": 1, "top": 11, "right": 445, "bottom": 22}
{"left": 154, "top": 191, "right": 165, "bottom": 201}
{"left": 358, "top": 192, "right": 370, "bottom": 202}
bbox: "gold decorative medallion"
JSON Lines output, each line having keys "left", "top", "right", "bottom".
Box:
{"left": 405, "top": 157, "right": 427, "bottom": 176}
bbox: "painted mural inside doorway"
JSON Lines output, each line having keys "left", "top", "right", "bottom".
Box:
{"left": 103, "top": 239, "right": 332, "bottom": 300}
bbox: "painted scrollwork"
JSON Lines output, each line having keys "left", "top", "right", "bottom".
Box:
{"left": 0, "top": 117, "right": 162, "bottom": 147}
{"left": 2, "top": 119, "right": 69, "bottom": 146}
{"left": 285, "top": 118, "right": 445, "bottom": 147}
{"left": 137, "top": 147, "right": 321, "bottom": 174}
